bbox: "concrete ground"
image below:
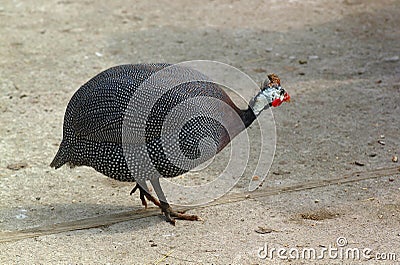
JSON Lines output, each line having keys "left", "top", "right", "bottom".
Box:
{"left": 1, "top": 0, "right": 399, "bottom": 264}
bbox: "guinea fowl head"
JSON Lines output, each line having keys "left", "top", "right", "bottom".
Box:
{"left": 249, "top": 73, "right": 290, "bottom": 116}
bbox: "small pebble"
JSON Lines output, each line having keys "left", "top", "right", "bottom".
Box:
{"left": 253, "top": 68, "right": 266, "bottom": 73}
{"left": 378, "top": 140, "right": 386, "bottom": 145}
{"left": 272, "top": 170, "right": 291, "bottom": 175}
{"left": 308, "top": 55, "right": 319, "bottom": 60}
{"left": 255, "top": 226, "right": 275, "bottom": 234}
{"left": 383, "top": 55, "right": 399, "bottom": 62}
{"left": 15, "top": 213, "right": 28, "bottom": 220}
{"left": 7, "top": 162, "right": 28, "bottom": 170}
{"left": 354, "top": 161, "right": 365, "bottom": 166}
{"left": 392, "top": 156, "right": 398, "bottom": 163}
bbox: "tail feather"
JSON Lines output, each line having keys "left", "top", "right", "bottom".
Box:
{"left": 50, "top": 141, "right": 69, "bottom": 169}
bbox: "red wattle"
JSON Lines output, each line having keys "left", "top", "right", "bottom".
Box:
{"left": 272, "top": 98, "right": 282, "bottom": 107}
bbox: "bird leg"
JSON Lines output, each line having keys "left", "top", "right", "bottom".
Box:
{"left": 130, "top": 183, "right": 161, "bottom": 208}
{"left": 150, "top": 178, "right": 201, "bottom": 225}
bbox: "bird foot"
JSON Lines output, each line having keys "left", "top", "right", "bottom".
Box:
{"left": 130, "top": 184, "right": 161, "bottom": 208}
{"left": 130, "top": 183, "right": 201, "bottom": 225}
{"left": 160, "top": 201, "right": 201, "bottom": 225}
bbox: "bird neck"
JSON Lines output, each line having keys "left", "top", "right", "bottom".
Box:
{"left": 217, "top": 92, "right": 266, "bottom": 148}
{"left": 248, "top": 91, "right": 270, "bottom": 117}
{"left": 236, "top": 92, "right": 271, "bottom": 129}
{"left": 239, "top": 107, "right": 257, "bottom": 128}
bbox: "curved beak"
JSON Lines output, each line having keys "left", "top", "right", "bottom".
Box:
{"left": 283, "top": 92, "right": 291, "bottom": 103}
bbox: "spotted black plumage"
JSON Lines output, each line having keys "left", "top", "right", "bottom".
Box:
{"left": 51, "top": 64, "right": 236, "bottom": 180}
{"left": 50, "top": 63, "right": 289, "bottom": 224}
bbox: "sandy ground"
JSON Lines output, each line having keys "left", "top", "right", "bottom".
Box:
{"left": 1, "top": 0, "right": 400, "bottom": 264}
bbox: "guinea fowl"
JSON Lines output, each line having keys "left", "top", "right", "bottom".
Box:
{"left": 50, "top": 63, "right": 290, "bottom": 224}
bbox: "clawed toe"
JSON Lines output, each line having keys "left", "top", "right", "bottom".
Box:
{"left": 160, "top": 202, "right": 201, "bottom": 225}
{"left": 130, "top": 183, "right": 160, "bottom": 208}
